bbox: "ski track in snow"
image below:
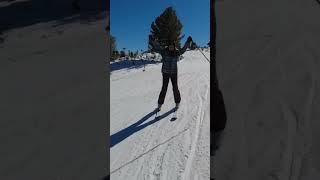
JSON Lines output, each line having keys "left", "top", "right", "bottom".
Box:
{"left": 181, "top": 76, "right": 209, "bottom": 180}
{"left": 110, "top": 49, "right": 210, "bottom": 180}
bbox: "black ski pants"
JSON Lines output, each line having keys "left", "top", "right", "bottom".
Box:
{"left": 158, "top": 73, "right": 181, "bottom": 105}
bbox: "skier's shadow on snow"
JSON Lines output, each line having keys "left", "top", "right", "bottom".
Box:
{"left": 110, "top": 108, "right": 176, "bottom": 148}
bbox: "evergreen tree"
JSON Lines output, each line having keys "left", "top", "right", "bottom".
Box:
{"left": 190, "top": 41, "right": 198, "bottom": 50}
{"left": 111, "top": 50, "right": 120, "bottom": 61}
{"left": 110, "top": 35, "right": 117, "bottom": 60}
{"left": 121, "top": 48, "right": 126, "bottom": 59}
{"left": 115, "top": 50, "right": 120, "bottom": 59}
{"left": 148, "top": 7, "right": 184, "bottom": 52}
{"left": 134, "top": 50, "right": 139, "bottom": 58}
{"left": 111, "top": 35, "right": 116, "bottom": 52}
{"left": 120, "top": 50, "right": 125, "bottom": 57}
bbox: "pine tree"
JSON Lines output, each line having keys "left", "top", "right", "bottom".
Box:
{"left": 149, "top": 7, "right": 184, "bottom": 52}
{"left": 134, "top": 50, "right": 139, "bottom": 58}
{"left": 110, "top": 35, "right": 117, "bottom": 60}
{"left": 115, "top": 51, "right": 120, "bottom": 59}
{"left": 120, "top": 50, "right": 125, "bottom": 58}
{"left": 111, "top": 35, "right": 116, "bottom": 52}
{"left": 190, "top": 41, "right": 198, "bottom": 50}
{"left": 121, "top": 48, "right": 126, "bottom": 59}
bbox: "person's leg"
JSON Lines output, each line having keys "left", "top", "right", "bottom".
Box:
{"left": 171, "top": 73, "right": 181, "bottom": 104}
{"left": 158, "top": 73, "right": 170, "bottom": 105}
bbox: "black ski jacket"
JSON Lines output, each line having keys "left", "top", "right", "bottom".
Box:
{"left": 150, "top": 40, "right": 191, "bottom": 74}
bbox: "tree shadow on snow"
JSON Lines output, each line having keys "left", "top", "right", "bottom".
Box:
{"left": 110, "top": 108, "right": 176, "bottom": 148}
{"left": 110, "top": 59, "right": 160, "bottom": 72}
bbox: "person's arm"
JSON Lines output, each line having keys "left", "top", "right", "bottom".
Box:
{"left": 179, "top": 36, "right": 192, "bottom": 55}
{"left": 149, "top": 35, "right": 164, "bottom": 55}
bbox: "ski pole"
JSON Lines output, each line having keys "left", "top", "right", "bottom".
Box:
{"left": 198, "top": 48, "right": 210, "bottom": 63}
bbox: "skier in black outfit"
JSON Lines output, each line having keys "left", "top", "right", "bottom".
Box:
{"left": 149, "top": 35, "right": 193, "bottom": 111}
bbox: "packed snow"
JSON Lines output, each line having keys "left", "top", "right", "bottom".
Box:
{"left": 213, "top": 0, "right": 320, "bottom": 179}
{"left": 0, "top": 18, "right": 108, "bottom": 179}
{"left": 110, "top": 49, "right": 210, "bottom": 180}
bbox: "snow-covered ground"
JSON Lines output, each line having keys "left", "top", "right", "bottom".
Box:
{"left": 0, "top": 18, "right": 108, "bottom": 179}
{"left": 213, "top": 0, "right": 320, "bottom": 179}
{"left": 0, "top": 0, "right": 30, "bottom": 8}
{"left": 110, "top": 49, "right": 210, "bottom": 180}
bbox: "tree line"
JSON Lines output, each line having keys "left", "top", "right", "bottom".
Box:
{"left": 110, "top": 7, "right": 200, "bottom": 61}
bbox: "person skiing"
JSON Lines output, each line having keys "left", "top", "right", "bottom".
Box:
{"left": 149, "top": 35, "right": 193, "bottom": 111}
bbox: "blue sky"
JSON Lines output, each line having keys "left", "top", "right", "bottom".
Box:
{"left": 110, "top": 0, "right": 210, "bottom": 52}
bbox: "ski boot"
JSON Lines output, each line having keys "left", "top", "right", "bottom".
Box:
{"left": 175, "top": 103, "right": 180, "bottom": 110}
{"left": 156, "top": 103, "right": 162, "bottom": 112}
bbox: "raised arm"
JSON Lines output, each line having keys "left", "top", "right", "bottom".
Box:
{"left": 149, "top": 35, "right": 164, "bottom": 55}
{"left": 179, "top": 36, "right": 193, "bottom": 55}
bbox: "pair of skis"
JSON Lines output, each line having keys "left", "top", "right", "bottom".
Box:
{"left": 155, "top": 106, "right": 178, "bottom": 121}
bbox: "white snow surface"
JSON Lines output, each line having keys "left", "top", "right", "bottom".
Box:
{"left": 0, "top": 19, "right": 107, "bottom": 179}
{"left": 110, "top": 49, "right": 210, "bottom": 180}
{"left": 213, "top": 0, "right": 320, "bottom": 179}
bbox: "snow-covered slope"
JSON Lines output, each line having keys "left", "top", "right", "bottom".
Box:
{"left": 213, "top": 0, "right": 320, "bottom": 179}
{"left": 0, "top": 19, "right": 107, "bottom": 179}
{"left": 110, "top": 49, "right": 210, "bottom": 180}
